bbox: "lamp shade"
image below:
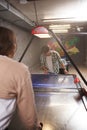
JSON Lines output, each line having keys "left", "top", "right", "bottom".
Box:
{"left": 32, "top": 26, "right": 51, "bottom": 38}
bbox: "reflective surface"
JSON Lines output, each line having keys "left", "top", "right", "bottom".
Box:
{"left": 35, "top": 91, "right": 87, "bottom": 130}
{"left": 33, "top": 74, "right": 87, "bottom": 130}
{"left": 9, "top": 74, "right": 87, "bottom": 130}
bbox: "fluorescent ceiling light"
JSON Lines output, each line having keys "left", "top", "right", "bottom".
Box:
{"left": 52, "top": 29, "right": 68, "bottom": 33}
{"left": 43, "top": 17, "right": 87, "bottom": 23}
{"left": 33, "top": 34, "right": 51, "bottom": 38}
{"left": 42, "top": 18, "right": 74, "bottom": 22}
{"left": 49, "top": 24, "right": 71, "bottom": 29}
{"left": 49, "top": 24, "right": 70, "bottom": 33}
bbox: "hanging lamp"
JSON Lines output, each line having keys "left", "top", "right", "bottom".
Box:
{"left": 32, "top": 26, "right": 51, "bottom": 38}
{"left": 31, "top": 1, "right": 51, "bottom": 38}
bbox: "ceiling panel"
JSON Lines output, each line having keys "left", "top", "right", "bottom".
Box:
{"left": 6, "top": 0, "right": 84, "bottom": 24}
{"left": 1, "top": 0, "right": 87, "bottom": 33}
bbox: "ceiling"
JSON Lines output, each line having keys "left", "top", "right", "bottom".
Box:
{"left": 1, "top": 0, "right": 87, "bottom": 33}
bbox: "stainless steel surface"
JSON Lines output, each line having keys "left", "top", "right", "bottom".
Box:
{"left": 8, "top": 74, "right": 87, "bottom": 130}
{"left": 34, "top": 74, "right": 87, "bottom": 130}
{"left": 35, "top": 92, "right": 87, "bottom": 130}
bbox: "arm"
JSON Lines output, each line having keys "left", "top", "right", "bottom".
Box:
{"left": 16, "top": 66, "right": 39, "bottom": 130}
{"left": 59, "top": 59, "right": 68, "bottom": 74}
{"left": 40, "top": 54, "right": 48, "bottom": 73}
{"left": 55, "top": 51, "right": 68, "bottom": 74}
{"left": 40, "top": 54, "right": 45, "bottom": 67}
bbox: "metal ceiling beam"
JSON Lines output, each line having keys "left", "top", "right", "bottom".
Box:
{"left": 0, "top": 0, "right": 35, "bottom": 29}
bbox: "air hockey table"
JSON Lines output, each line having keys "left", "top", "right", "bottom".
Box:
{"left": 8, "top": 32, "right": 87, "bottom": 130}
{"left": 8, "top": 73, "right": 87, "bottom": 130}
{"left": 31, "top": 73, "right": 87, "bottom": 130}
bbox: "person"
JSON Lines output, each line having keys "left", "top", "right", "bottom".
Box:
{"left": 40, "top": 45, "right": 68, "bottom": 74}
{"left": 0, "top": 26, "right": 42, "bottom": 130}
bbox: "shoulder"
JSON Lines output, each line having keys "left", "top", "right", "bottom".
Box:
{"left": 51, "top": 50, "right": 60, "bottom": 56}
{"left": 3, "top": 56, "right": 29, "bottom": 75}
{"left": 13, "top": 60, "right": 29, "bottom": 75}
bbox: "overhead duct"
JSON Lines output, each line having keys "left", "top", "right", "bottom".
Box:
{"left": 19, "top": 0, "right": 39, "bottom": 4}
{"left": 0, "top": 0, "right": 35, "bottom": 30}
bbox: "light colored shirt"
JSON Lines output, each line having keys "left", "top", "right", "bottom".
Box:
{"left": 0, "top": 55, "right": 37, "bottom": 129}
{"left": 0, "top": 98, "right": 16, "bottom": 130}
{"left": 46, "top": 55, "right": 54, "bottom": 72}
{"left": 40, "top": 50, "right": 64, "bottom": 74}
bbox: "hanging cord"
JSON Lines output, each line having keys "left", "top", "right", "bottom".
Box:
{"left": 33, "top": 0, "right": 39, "bottom": 26}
